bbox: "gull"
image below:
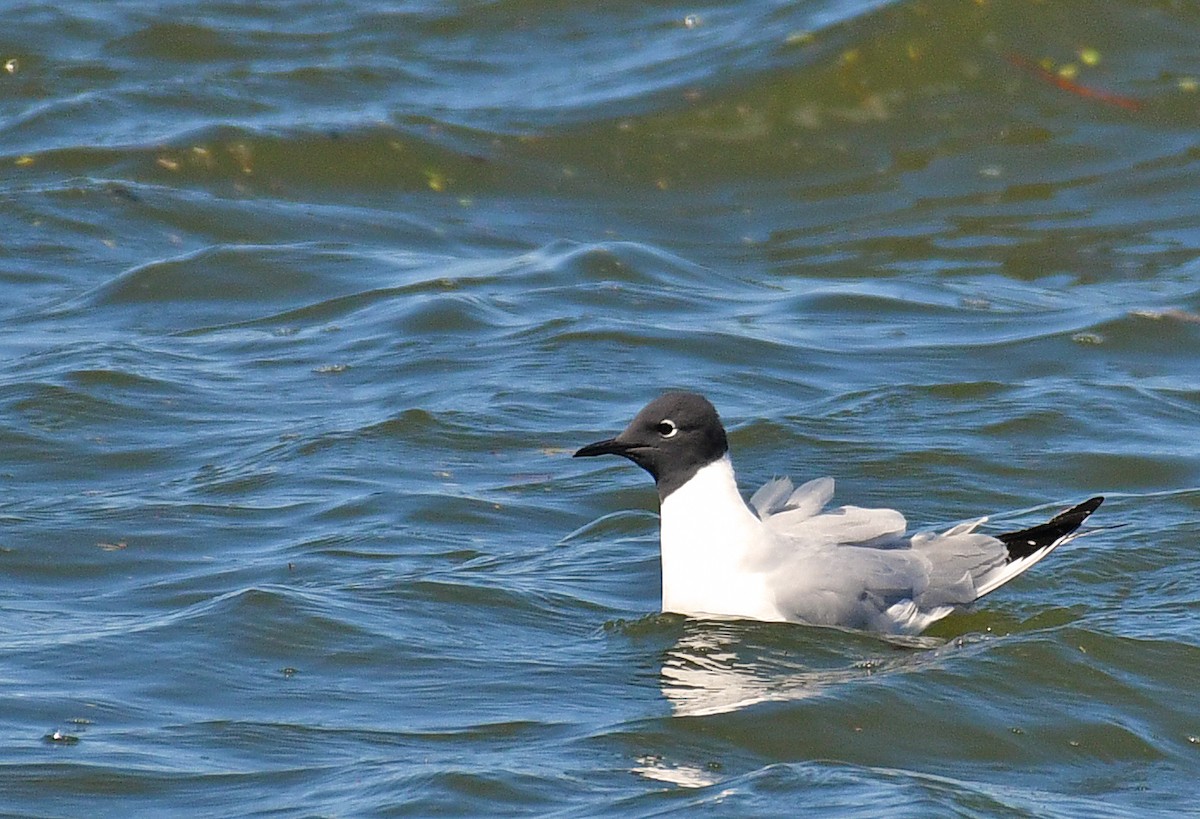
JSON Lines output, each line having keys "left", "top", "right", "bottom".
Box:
{"left": 574, "top": 392, "right": 1103, "bottom": 635}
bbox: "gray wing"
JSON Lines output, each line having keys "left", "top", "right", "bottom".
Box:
{"left": 750, "top": 476, "right": 1010, "bottom": 633}
{"left": 751, "top": 476, "right": 906, "bottom": 548}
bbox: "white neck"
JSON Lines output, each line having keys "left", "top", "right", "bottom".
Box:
{"left": 658, "top": 456, "right": 781, "bottom": 621}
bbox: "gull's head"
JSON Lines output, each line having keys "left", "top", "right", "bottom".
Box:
{"left": 574, "top": 391, "right": 729, "bottom": 499}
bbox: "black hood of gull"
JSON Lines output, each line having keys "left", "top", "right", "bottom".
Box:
{"left": 574, "top": 392, "right": 729, "bottom": 501}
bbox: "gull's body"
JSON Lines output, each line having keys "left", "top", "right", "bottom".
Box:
{"left": 575, "top": 392, "right": 1103, "bottom": 635}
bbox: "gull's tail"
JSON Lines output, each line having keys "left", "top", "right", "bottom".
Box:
{"left": 975, "top": 496, "right": 1105, "bottom": 598}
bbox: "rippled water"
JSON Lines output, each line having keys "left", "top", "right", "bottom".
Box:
{"left": 2, "top": 0, "right": 1199, "bottom": 815}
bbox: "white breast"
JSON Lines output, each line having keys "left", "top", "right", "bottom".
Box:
{"left": 658, "top": 456, "right": 785, "bottom": 622}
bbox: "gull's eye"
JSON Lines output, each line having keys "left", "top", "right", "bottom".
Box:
{"left": 656, "top": 419, "right": 678, "bottom": 438}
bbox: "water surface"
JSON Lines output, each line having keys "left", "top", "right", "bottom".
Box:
{"left": 2, "top": 0, "right": 1199, "bottom": 815}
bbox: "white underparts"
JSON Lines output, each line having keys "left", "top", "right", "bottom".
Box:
{"left": 658, "top": 456, "right": 785, "bottom": 622}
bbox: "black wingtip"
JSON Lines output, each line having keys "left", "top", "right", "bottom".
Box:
{"left": 996, "top": 496, "right": 1104, "bottom": 561}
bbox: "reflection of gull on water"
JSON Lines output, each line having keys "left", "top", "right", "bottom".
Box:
{"left": 632, "top": 620, "right": 965, "bottom": 789}
{"left": 659, "top": 620, "right": 944, "bottom": 718}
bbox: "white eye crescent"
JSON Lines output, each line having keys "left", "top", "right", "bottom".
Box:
{"left": 656, "top": 419, "right": 678, "bottom": 438}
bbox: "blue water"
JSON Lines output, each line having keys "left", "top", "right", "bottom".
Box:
{"left": 2, "top": 1, "right": 1199, "bottom": 815}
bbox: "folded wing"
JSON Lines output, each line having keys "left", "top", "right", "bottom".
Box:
{"left": 747, "top": 477, "right": 1096, "bottom": 634}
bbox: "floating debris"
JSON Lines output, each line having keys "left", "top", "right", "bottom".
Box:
{"left": 1132, "top": 308, "right": 1200, "bottom": 324}
{"left": 227, "top": 142, "right": 253, "bottom": 174}
{"left": 191, "top": 145, "right": 215, "bottom": 169}
{"left": 960, "top": 297, "right": 993, "bottom": 310}
{"left": 1005, "top": 52, "right": 1143, "bottom": 112}
{"left": 4, "top": 58, "right": 17, "bottom": 74}
{"left": 423, "top": 168, "right": 447, "bottom": 192}
{"left": 44, "top": 730, "right": 80, "bottom": 745}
